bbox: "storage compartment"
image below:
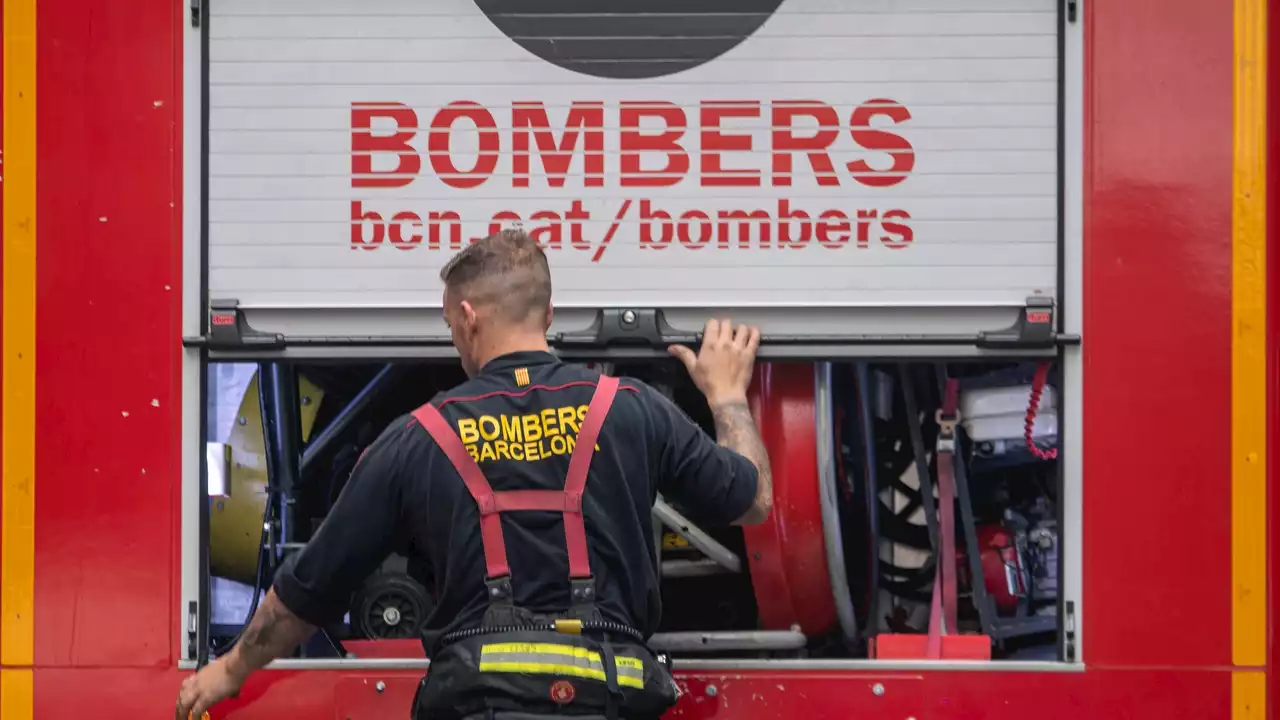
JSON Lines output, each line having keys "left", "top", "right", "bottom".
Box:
{"left": 202, "top": 357, "right": 1065, "bottom": 662}
{"left": 184, "top": 0, "right": 1081, "bottom": 669}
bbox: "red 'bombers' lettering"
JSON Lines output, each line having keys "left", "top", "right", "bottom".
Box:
{"left": 701, "top": 101, "right": 761, "bottom": 187}
{"left": 350, "top": 200, "right": 463, "bottom": 251}
{"left": 512, "top": 102, "right": 605, "bottom": 188}
{"left": 880, "top": 208, "right": 914, "bottom": 247}
{"left": 848, "top": 101, "right": 915, "bottom": 188}
{"left": 771, "top": 101, "right": 840, "bottom": 187}
{"left": 428, "top": 101, "right": 499, "bottom": 189}
{"left": 351, "top": 200, "right": 383, "bottom": 248}
{"left": 348, "top": 99, "right": 914, "bottom": 189}
{"left": 620, "top": 102, "right": 689, "bottom": 187}
{"left": 816, "top": 210, "right": 850, "bottom": 248}
{"left": 351, "top": 102, "right": 421, "bottom": 188}
{"left": 636, "top": 199, "right": 910, "bottom": 253}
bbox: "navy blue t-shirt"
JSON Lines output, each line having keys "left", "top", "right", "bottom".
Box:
{"left": 273, "top": 350, "right": 759, "bottom": 642}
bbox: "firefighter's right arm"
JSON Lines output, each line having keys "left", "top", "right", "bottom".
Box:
{"left": 271, "top": 421, "right": 410, "bottom": 625}
{"left": 177, "top": 425, "right": 417, "bottom": 720}
{"left": 664, "top": 318, "right": 773, "bottom": 525}
{"left": 176, "top": 429, "right": 414, "bottom": 720}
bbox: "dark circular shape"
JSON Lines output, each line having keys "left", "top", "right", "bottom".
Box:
{"left": 473, "top": 1, "right": 786, "bottom": 80}
{"left": 353, "top": 573, "right": 432, "bottom": 640}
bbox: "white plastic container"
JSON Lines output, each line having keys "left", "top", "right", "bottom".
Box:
{"left": 959, "top": 385, "right": 1058, "bottom": 442}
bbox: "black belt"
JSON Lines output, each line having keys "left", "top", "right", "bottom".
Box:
{"left": 440, "top": 618, "right": 646, "bottom": 646}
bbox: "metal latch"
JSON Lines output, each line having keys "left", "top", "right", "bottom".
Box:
{"left": 935, "top": 408, "right": 962, "bottom": 453}
{"left": 185, "top": 299, "right": 286, "bottom": 351}
{"left": 975, "top": 297, "right": 1061, "bottom": 350}
{"left": 1064, "top": 600, "right": 1077, "bottom": 662}
{"left": 554, "top": 308, "right": 689, "bottom": 348}
{"left": 190, "top": 0, "right": 201, "bottom": 28}
{"left": 186, "top": 600, "right": 198, "bottom": 660}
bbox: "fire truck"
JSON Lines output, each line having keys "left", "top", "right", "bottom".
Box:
{"left": 0, "top": 0, "right": 1274, "bottom": 717}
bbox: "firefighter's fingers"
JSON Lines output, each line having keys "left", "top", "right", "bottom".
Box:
{"left": 189, "top": 696, "right": 213, "bottom": 720}
{"left": 703, "top": 318, "right": 721, "bottom": 346}
{"left": 732, "top": 322, "right": 751, "bottom": 349}
{"left": 746, "top": 326, "right": 761, "bottom": 354}
{"left": 176, "top": 677, "right": 198, "bottom": 720}
{"left": 715, "top": 318, "right": 733, "bottom": 345}
{"left": 668, "top": 344, "right": 697, "bottom": 373}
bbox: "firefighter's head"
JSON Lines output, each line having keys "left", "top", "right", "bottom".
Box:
{"left": 439, "top": 228, "right": 553, "bottom": 377}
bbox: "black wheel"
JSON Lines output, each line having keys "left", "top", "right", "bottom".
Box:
{"left": 352, "top": 574, "right": 432, "bottom": 640}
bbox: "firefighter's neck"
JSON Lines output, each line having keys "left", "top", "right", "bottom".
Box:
{"left": 471, "top": 326, "right": 551, "bottom": 373}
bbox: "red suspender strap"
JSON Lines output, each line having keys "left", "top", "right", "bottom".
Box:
{"left": 562, "top": 375, "right": 620, "bottom": 578}
{"left": 925, "top": 378, "right": 962, "bottom": 657}
{"left": 410, "top": 374, "right": 621, "bottom": 583}
{"left": 412, "top": 401, "right": 512, "bottom": 579}
{"left": 925, "top": 564, "right": 944, "bottom": 658}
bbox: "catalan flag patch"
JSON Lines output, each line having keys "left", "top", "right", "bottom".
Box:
{"left": 514, "top": 367, "right": 531, "bottom": 387}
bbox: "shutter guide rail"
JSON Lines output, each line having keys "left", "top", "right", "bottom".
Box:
{"left": 183, "top": 297, "right": 1078, "bottom": 358}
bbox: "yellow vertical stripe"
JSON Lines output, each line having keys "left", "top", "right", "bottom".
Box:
{"left": 0, "top": 670, "right": 34, "bottom": 720}
{"left": 1, "top": 0, "right": 37, "bottom": 683}
{"left": 1231, "top": 0, "right": 1268, "bottom": 717}
{"left": 1233, "top": 671, "right": 1267, "bottom": 720}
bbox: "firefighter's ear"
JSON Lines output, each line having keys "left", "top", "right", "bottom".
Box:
{"left": 545, "top": 301, "right": 554, "bottom": 331}
{"left": 459, "top": 299, "right": 479, "bottom": 330}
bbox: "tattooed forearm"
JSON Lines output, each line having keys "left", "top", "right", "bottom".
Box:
{"left": 709, "top": 400, "right": 774, "bottom": 524}
{"left": 224, "top": 589, "right": 316, "bottom": 681}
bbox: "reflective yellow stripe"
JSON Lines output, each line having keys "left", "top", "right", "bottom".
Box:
{"left": 617, "top": 676, "right": 643, "bottom": 689}
{"left": 479, "top": 642, "right": 646, "bottom": 690}
{"left": 482, "top": 642, "right": 597, "bottom": 658}
{"left": 480, "top": 661, "right": 607, "bottom": 683}
{"left": 478, "top": 661, "right": 644, "bottom": 690}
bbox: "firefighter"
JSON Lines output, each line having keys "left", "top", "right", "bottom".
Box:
{"left": 176, "top": 229, "right": 774, "bottom": 720}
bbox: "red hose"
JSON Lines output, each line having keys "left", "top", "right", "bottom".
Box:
{"left": 1024, "top": 362, "right": 1058, "bottom": 460}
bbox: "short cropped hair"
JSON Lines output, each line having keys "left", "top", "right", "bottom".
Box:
{"left": 438, "top": 229, "right": 552, "bottom": 326}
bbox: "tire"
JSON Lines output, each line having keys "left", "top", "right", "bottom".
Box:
{"left": 351, "top": 573, "right": 433, "bottom": 640}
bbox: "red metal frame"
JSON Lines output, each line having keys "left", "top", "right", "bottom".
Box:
{"left": 0, "top": 0, "right": 1265, "bottom": 717}
{"left": 742, "top": 363, "right": 837, "bottom": 635}
{"left": 1082, "top": 1, "right": 1235, "bottom": 668}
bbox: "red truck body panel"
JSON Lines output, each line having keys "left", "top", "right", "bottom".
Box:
{"left": 1, "top": 0, "right": 1273, "bottom": 717}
